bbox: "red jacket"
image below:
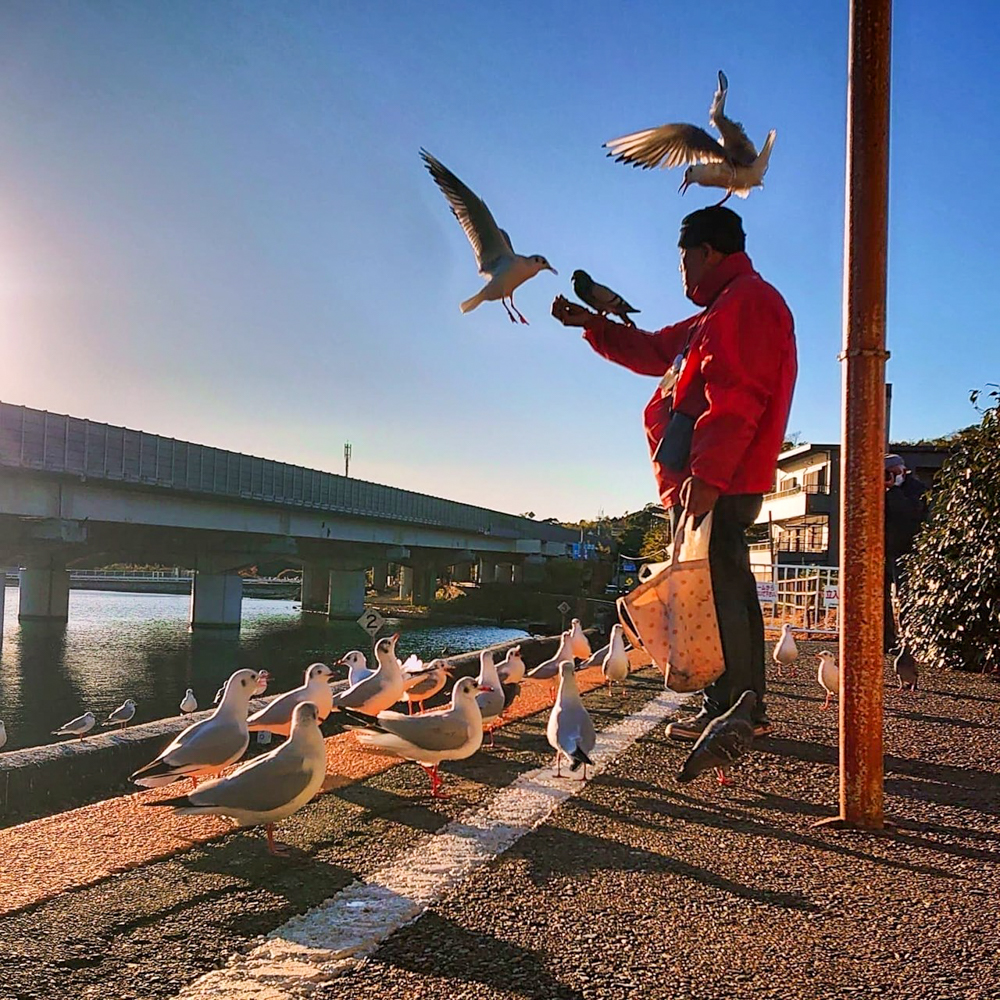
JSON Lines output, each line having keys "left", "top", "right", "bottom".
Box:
{"left": 583, "top": 252, "right": 796, "bottom": 507}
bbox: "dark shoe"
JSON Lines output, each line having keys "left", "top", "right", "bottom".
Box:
{"left": 666, "top": 712, "right": 715, "bottom": 742}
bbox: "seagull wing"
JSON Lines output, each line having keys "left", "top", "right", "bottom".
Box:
{"left": 604, "top": 123, "right": 728, "bottom": 170}
{"left": 420, "top": 150, "right": 515, "bottom": 276}
{"left": 709, "top": 71, "right": 757, "bottom": 166}
{"left": 159, "top": 716, "right": 246, "bottom": 770}
{"left": 188, "top": 748, "right": 316, "bottom": 815}
{"left": 370, "top": 707, "right": 473, "bottom": 752}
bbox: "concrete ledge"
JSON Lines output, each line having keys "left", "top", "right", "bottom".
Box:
{"left": 0, "top": 632, "right": 592, "bottom": 828}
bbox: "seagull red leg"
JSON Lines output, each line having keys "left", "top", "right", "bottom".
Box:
{"left": 265, "top": 823, "right": 291, "bottom": 856}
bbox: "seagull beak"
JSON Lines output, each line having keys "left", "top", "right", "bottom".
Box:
{"left": 390, "top": 632, "right": 400, "bottom": 643}
{"left": 547, "top": 265, "right": 558, "bottom": 275}
{"left": 678, "top": 179, "right": 689, "bottom": 195}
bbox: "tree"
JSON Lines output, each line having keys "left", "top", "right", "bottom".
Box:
{"left": 900, "top": 389, "right": 1000, "bottom": 673}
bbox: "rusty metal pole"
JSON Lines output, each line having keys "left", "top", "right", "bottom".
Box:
{"left": 833, "top": 0, "right": 892, "bottom": 828}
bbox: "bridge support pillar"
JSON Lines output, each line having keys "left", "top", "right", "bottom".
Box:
{"left": 191, "top": 572, "right": 243, "bottom": 629}
{"left": 412, "top": 563, "right": 438, "bottom": 605}
{"left": 477, "top": 556, "right": 497, "bottom": 585}
{"left": 451, "top": 561, "right": 473, "bottom": 583}
{"left": 328, "top": 568, "right": 365, "bottom": 619}
{"left": 18, "top": 564, "right": 71, "bottom": 622}
{"left": 301, "top": 564, "right": 331, "bottom": 613}
{"left": 370, "top": 561, "right": 389, "bottom": 593}
{"left": 398, "top": 566, "right": 414, "bottom": 601}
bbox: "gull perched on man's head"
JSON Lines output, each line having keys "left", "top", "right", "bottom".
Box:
{"left": 420, "top": 149, "right": 556, "bottom": 324}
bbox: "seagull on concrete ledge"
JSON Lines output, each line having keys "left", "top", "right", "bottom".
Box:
{"left": 52, "top": 711, "right": 96, "bottom": 740}
{"left": 604, "top": 71, "right": 775, "bottom": 205}
{"left": 420, "top": 149, "right": 556, "bottom": 324}
{"left": 103, "top": 699, "right": 137, "bottom": 729}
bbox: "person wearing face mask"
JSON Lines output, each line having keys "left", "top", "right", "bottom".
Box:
{"left": 884, "top": 453, "right": 929, "bottom": 652}
{"left": 551, "top": 206, "right": 796, "bottom": 740}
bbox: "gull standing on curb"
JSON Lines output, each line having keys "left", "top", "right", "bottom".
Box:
{"left": 130, "top": 669, "right": 268, "bottom": 788}
{"left": 420, "top": 149, "right": 556, "bottom": 324}
{"left": 346, "top": 677, "right": 487, "bottom": 799}
{"left": 526, "top": 629, "right": 576, "bottom": 701}
{"left": 339, "top": 650, "right": 373, "bottom": 687}
{"left": 601, "top": 624, "right": 630, "bottom": 697}
{"left": 496, "top": 645, "right": 526, "bottom": 685}
{"left": 677, "top": 690, "right": 756, "bottom": 786}
{"left": 180, "top": 689, "right": 198, "bottom": 714}
{"left": 547, "top": 660, "right": 596, "bottom": 779}
{"left": 403, "top": 659, "right": 451, "bottom": 715}
{"left": 604, "top": 71, "right": 776, "bottom": 205}
{"left": 247, "top": 663, "right": 337, "bottom": 737}
{"left": 475, "top": 650, "right": 506, "bottom": 745}
{"left": 103, "top": 699, "right": 137, "bottom": 729}
{"left": 568, "top": 618, "right": 592, "bottom": 660}
{"left": 332, "top": 634, "right": 405, "bottom": 716}
{"left": 145, "top": 701, "right": 327, "bottom": 856}
{"left": 52, "top": 711, "right": 96, "bottom": 740}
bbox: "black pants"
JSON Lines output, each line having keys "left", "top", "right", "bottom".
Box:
{"left": 670, "top": 494, "right": 766, "bottom": 721}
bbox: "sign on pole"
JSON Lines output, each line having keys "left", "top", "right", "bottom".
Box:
{"left": 756, "top": 580, "right": 776, "bottom": 604}
{"left": 823, "top": 585, "right": 840, "bottom": 607}
{"left": 357, "top": 607, "right": 386, "bottom": 637}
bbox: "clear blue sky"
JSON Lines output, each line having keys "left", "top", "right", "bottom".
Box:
{"left": 0, "top": 1, "right": 996, "bottom": 521}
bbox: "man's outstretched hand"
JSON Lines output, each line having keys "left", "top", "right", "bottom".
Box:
{"left": 551, "top": 295, "right": 596, "bottom": 328}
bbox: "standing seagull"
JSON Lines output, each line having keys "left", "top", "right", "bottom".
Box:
{"left": 677, "top": 690, "right": 756, "bottom": 786}
{"left": 526, "top": 629, "right": 575, "bottom": 701}
{"left": 52, "top": 711, "right": 96, "bottom": 740}
{"left": 894, "top": 647, "right": 919, "bottom": 693}
{"left": 145, "top": 701, "right": 327, "bottom": 856}
{"left": 130, "top": 669, "right": 268, "bottom": 788}
{"left": 475, "top": 650, "right": 506, "bottom": 745}
{"left": 0, "top": 721, "right": 7, "bottom": 751}
{"left": 571, "top": 270, "right": 640, "bottom": 326}
{"left": 601, "top": 623, "right": 630, "bottom": 697}
{"left": 568, "top": 618, "right": 592, "bottom": 661}
{"left": 817, "top": 651, "right": 839, "bottom": 710}
{"left": 347, "top": 677, "right": 487, "bottom": 799}
{"left": 180, "top": 689, "right": 198, "bottom": 714}
{"left": 402, "top": 659, "right": 451, "bottom": 715}
{"left": 547, "top": 660, "right": 597, "bottom": 778}
{"left": 331, "top": 634, "right": 405, "bottom": 717}
{"left": 497, "top": 645, "right": 526, "bottom": 685}
{"left": 420, "top": 149, "right": 556, "bottom": 324}
{"left": 773, "top": 623, "right": 798, "bottom": 677}
{"left": 339, "top": 650, "right": 373, "bottom": 688}
{"left": 604, "top": 71, "right": 776, "bottom": 205}
{"left": 247, "top": 663, "right": 337, "bottom": 737}
{"left": 103, "top": 699, "right": 137, "bottom": 729}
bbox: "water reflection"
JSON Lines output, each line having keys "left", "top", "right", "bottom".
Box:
{"left": 0, "top": 589, "right": 527, "bottom": 752}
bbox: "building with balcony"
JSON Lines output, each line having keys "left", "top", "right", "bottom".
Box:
{"left": 751, "top": 442, "right": 950, "bottom": 568}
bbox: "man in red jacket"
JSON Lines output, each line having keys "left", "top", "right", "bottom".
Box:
{"left": 552, "top": 206, "right": 796, "bottom": 738}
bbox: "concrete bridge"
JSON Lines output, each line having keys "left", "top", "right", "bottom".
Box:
{"left": 0, "top": 401, "right": 577, "bottom": 627}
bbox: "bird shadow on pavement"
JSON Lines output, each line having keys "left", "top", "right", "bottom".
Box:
{"left": 507, "top": 823, "right": 820, "bottom": 912}
{"left": 367, "top": 910, "right": 585, "bottom": 1000}
{"left": 629, "top": 789, "right": 959, "bottom": 880}
{"left": 330, "top": 781, "right": 457, "bottom": 832}
{"left": 884, "top": 707, "right": 994, "bottom": 729}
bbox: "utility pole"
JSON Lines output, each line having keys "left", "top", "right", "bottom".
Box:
{"left": 344, "top": 442, "right": 352, "bottom": 478}
{"left": 821, "top": 0, "right": 892, "bottom": 831}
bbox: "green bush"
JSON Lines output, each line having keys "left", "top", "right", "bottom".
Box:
{"left": 900, "top": 389, "right": 1000, "bottom": 673}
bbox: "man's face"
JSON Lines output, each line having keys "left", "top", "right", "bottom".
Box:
{"left": 679, "top": 243, "right": 722, "bottom": 300}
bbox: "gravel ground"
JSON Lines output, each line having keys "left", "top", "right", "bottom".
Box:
{"left": 4, "top": 647, "right": 1000, "bottom": 1000}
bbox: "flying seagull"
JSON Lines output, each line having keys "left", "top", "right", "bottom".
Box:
{"left": 572, "top": 270, "right": 640, "bottom": 326}
{"left": 420, "top": 149, "right": 556, "bottom": 324}
{"left": 604, "top": 71, "right": 776, "bottom": 205}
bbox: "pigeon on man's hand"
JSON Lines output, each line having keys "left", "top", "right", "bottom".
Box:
{"left": 571, "top": 270, "right": 639, "bottom": 326}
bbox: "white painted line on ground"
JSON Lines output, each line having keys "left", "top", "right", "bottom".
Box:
{"left": 176, "top": 688, "right": 684, "bottom": 1000}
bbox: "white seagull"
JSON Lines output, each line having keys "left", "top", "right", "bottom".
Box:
{"left": 497, "top": 645, "right": 526, "bottom": 685}
{"left": 0, "top": 720, "right": 7, "bottom": 751}
{"left": 402, "top": 658, "right": 451, "bottom": 715}
{"left": 773, "top": 623, "right": 798, "bottom": 677}
{"left": 420, "top": 149, "right": 556, "bottom": 324}
{"left": 103, "top": 699, "right": 137, "bottom": 729}
{"left": 179, "top": 689, "right": 198, "bottom": 714}
{"left": 547, "top": 661, "right": 597, "bottom": 779}
{"left": 146, "top": 701, "right": 327, "bottom": 856}
{"left": 52, "top": 711, "right": 96, "bottom": 740}
{"left": 130, "top": 669, "right": 268, "bottom": 788}
{"left": 604, "top": 71, "right": 776, "bottom": 205}
{"left": 347, "top": 676, "right": 487, "bottom": 799}
{"left": 568, "top": 618, "right": 592, "bottom": 660}
{"left": 331, "top": 634, "right": 405, "bottom": 716}
{"left": 817, "top": 651, "right": 839, "bottom": 710}
{"left": 339, "top": 650, "right": 373, "bottom": 688}
{"left": 475, "top": 650, "right": 506, "bottom": 744}
{"left": 247, "top": 663, "right": 337, "bottom": 737}
{"left": 601, "top": 624, "right": 630, "bottom": 697}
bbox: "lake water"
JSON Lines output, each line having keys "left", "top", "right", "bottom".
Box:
{"left": 0, "top": 589, "right": 528, "bottom": 753}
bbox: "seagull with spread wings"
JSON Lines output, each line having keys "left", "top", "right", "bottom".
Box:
{"left": 420, "top": 149, "right": 556, "bottom": 324}
{"left": 604, "top": 71, "right": 775, "bottom": 205}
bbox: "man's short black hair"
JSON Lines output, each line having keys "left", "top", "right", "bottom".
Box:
{"left": 678, "top": 206, "right": 746, "bottom": 254}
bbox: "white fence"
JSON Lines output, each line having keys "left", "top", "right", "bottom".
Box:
{"left": 753, "top": 563, "right": 841, "bottom": 632}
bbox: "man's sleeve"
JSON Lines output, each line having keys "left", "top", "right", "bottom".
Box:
{"left": 582, "top": 315, "right": 698, "bottom": 377}
{"left": 688, "top": 293, "right": 785, "bottom": 491}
